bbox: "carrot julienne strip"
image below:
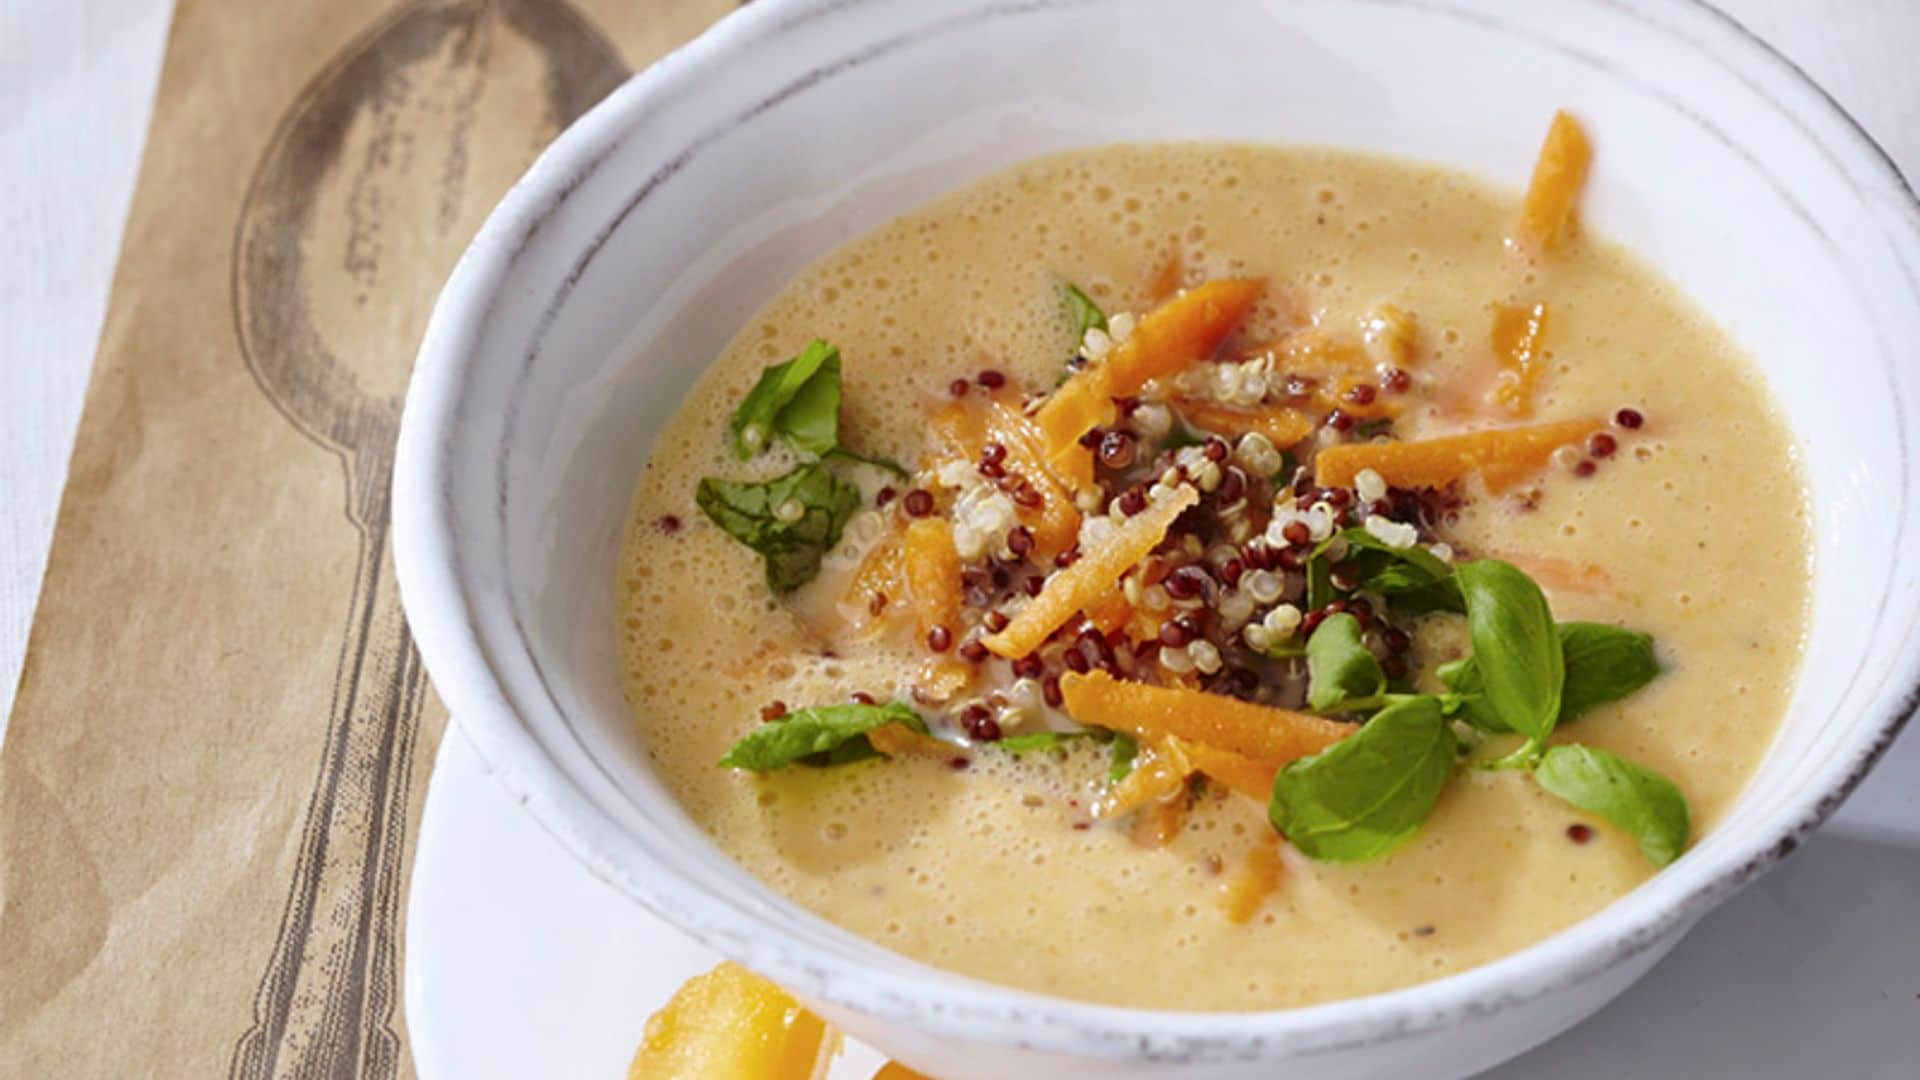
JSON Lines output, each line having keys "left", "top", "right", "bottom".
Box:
{"left": 1036, "top": 279, "right": 1264, "bottom": 485}
{"left": 982, "top": 485, "right": 1198, "bottom": 658}
{"left": 1059, "top": 670, "right": 1351, "bottom": 764}
{"left": 1511, "top": 109, "right": 1591, "bottom": 254}
{"left": 1312, "top": 418, "right": 1605, "bottom": 494}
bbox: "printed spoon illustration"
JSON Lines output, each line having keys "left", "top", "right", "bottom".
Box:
{"left": 227, "top": 2, "right": 626, "bottom": 1077}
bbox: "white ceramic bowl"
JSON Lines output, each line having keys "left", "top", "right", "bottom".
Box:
{"left": 393, "top": 1, "right": 1920, "bottom": 1075}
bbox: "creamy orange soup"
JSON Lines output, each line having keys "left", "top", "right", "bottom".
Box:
{"left": 616, "top": 138, "right": 1808, "bottom": 1010}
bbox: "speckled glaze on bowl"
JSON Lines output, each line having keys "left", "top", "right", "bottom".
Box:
{"left": 392, "top": 1, "right": 1920, "bottom": 1075}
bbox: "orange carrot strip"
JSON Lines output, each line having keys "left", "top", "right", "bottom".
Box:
{"left": 1037, "top": 280, "right": 1264, "bottom": 482}
{"left": 1131, "top": 789, "right": 1190, "bottom": 848}
{"left": 1171, "top": 397, "right": 1315, "bottom": 447}
{"left": 1222, "top": 837, "right": 1285, "bottom": 924}
{"left": 929, "top": 399, "right": 986, "bottom": 459}
{"left": 1361, "top": 303, "right": 1421, "bottom": 368}
{"left": 1488, "top": 301, "right": 1549, "bottom": 417}
{"left": 1313, "top": 418, "right": 1604, "bottom": 494}
{"left": 914, "top": 655, "right": 974, "bottom": 705}
{"left": 983, "top": 486, "right": 1198, "bottom": 658}
{"left": 1059, "top": 671, "right": 1351, "bottom": 764}
{"left": 931, "top": 400, "right": 1081, "bottom": 556}
{"left": 1095, "top": 737, "right": 1193, "bottom": 819}
{"left": 1084, "top": 584, "right": 1134, "bottom": 637}
{"left": 903, "top": 518, "right": 963, "bottom": 639}
{"left": 843, "top": 531, "right": 905, "bottom": 632}
{"left": 873, "top": 1065, "right": 933, "bottom": 1080}
{"left": 982, "top": 402, "right": 1081, "bottom": 558}
{"left": 1511, "top": 110, "right": 1591, "bottom": 254}
{"left": 1174, "top": 737, "right": 1279, "bottom": 802}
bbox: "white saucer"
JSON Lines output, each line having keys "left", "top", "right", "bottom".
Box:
{"left": 407, "top": 728, "right": 1920, "bottom": 1079}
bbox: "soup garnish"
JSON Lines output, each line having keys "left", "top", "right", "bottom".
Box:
{"left": 694, "top": 113, "right": 1686, "bottom": 873}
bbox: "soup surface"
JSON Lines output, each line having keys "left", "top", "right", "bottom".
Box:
{"left": 617, "top": 141, "right": 1808, "bottom": 1010}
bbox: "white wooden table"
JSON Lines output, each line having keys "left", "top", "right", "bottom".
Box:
{"left": 4, "top": 2, "right": 1918, "bottom": 1076}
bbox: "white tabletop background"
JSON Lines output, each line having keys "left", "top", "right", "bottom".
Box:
{"left": 3, "top": 1, "right": 1918, "bottom": 1076}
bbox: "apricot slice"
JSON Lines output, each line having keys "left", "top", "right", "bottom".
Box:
{"left": 983, "top": 486, "right": 1198, "bottom": 659}
{"left": 628, "top": 962, "right": 838, "bottom": 1080}
{"left": 1510, "top": 110, "right": 1591, "bottom": 254}
{"left": 1059, "top": 671, "right": 1351, "bottom": 764}
{"left": 1037, "top": 279, "right": 1264, "bottom": 480}
{"left": 1312, "top": 418, "right": 1604, "bottom": 494}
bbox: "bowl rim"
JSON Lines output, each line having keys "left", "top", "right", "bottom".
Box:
{"left": 393, "top": 0, "right": 1920, "bottom": 1059}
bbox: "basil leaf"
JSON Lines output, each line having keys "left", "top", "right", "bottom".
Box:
{"left": 1533, "top": 744, "right": 1691, "bottom": 866}
{"left": 1456, "top": 560, "right": 1563, "bottom": 742}
{"left": 1434, "top": 656, "right": 1506, "bottom": 733}
{"left": 1108, "top": 732, "right": 1139, "bottom": 783}
{"left": 695, "top": 462, "right": 861, "bottom": 592}
{"left": 718, "top": 701, "right": 927, "bottom": 772}
{"left": 1268, "top": 696, "right": 1456, "bottom": 861}
{"left": 1306, "top": 613, "right": 1385, "bottom": 711}
{"left": 1063, "top": 280, "right": 1107, "bottom": 336}
{"left": 1336, "top": 527, "right": 1463, "bottom": 614}
{"left": 999, "top": 731, "right": 1090, "bottom": 755}
{"left": 1558, "top": 623, "right": 1660, "bottom": 720}
{"left": 1440, "top": 622, "right": 1659, "bottom": 734}
{"left": 730, "top": 340, "right": 842, "bottom": 459}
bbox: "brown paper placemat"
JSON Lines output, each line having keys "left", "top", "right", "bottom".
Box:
{"left": 0, "top": 1, "right": 734, "bottom": 1074}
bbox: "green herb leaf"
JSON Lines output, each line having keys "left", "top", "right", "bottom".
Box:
{"left": 1305, "top": 539, "right": 1337, "bottom": 611}
{"left": 1434, "top": 656, "right": 1505, "bottom": 733}
{"left": 999, "top": 731, "right": 1091, "bottom": 755}
{"left": 1558, "top": 623, "right": 1660, "bottom": 720}
{"left": 695, "top": 462, "right": 862, "bottom": 592}
{"left": 1306, "top": 613, "right": 1385, "bottom": 712}
{"left": 730, "top": 340, "right": 842, "bottom": 459}
{"left": 1533, "top": 744, "right": 1691, "bottom": 866}
{"left": 1108, "top": 732, "right": 1139, "bottom": 783}
{"left": 718, "top": 701, "right": 927, "bottom": 772}
{"left": 1327, "top": 527, "right": 1463, "bottom": 614}
{"left": 1063, "top": 280, "right": 1108, "bottom": 336}
{"left": 1268, "top": 696, "right": 1457, "bottom": 861}
{"left": 1440, "top": 621, "right": 1659, "bottom": 734}
{"left": 1456, "top": 560, "right": 1563, "bottom": 742}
